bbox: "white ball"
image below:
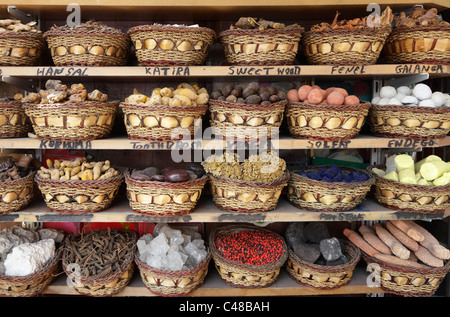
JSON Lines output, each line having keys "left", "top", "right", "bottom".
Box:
{"left": 418, "top": 99, "right": 435, "bottom": 107}
{"left": 431, "top": 92, "right": 446, "bottom": 107}
{"left": 412, "top": 84, "right": 432, "bottom": 100}
{"left": 444, "top": 93, "right": 450, "bottom": 101}
{"left": 395, "top": 93, "right": 405, "bottom": 101}
{"left": 380, "top": 86, "right": 397, "bottom": 99}
{"left": 377, "top": 97, "right": 390, "bottom": 106}
{"left": 445, "top": 101, "right": 450, "bottom": 107}
{"left": 388, "top": 98, "right": 403, "bottom": 105}
{"left": 400, "top": 95, "right": 418, "bottom": 105}
{"left": 371, "top": 96, "right": 381, "bottom": 105}
{"left": 396, "top": 86, "right": 411, "bottom": 96}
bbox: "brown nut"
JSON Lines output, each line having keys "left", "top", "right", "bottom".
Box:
{"left": 242, "top": 87, "right": 256, "bottom": 99}
{"left": 150, "top": 174, "right": 166, "bottom": 182}
{"left": 165, "top": 169, "right": 190, "bottom": 182}
{"left": 245, "top": 95, "right": 262, "bottom": 104}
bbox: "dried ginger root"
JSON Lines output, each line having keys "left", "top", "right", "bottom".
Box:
{"left": 38, "top": 159, "right": 118, "bottom": 181}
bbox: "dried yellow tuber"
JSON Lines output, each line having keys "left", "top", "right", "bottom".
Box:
{"left": 79, "top": 169, "right": 93, "bottom": 181}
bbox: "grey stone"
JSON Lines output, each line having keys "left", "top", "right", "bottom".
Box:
{"left": 304, "top": 222, "right": 330, "bottom": 244}
{"left": 285, "top": 222, "right": 305, "bottom": 248}
{"left": 326, "top": 254, "right": 348, "bottom": 266}
{"left": 293, "top": 241, "right": 321, "bottom": 263}
{"left": 319, "top": 237, "right": 343, "bottom": 262}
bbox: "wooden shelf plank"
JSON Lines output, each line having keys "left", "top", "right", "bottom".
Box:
{"left": 2, "top": 135, "right": 449, "bottom": 151}
{"left": 42, "top": 266, "right": 384, "bottom": 297}
{"left": 1, "top": 64, "right": 448, "bottom": 78}
{"left": 1, "top": 197, "right": 446, "bottom": 223}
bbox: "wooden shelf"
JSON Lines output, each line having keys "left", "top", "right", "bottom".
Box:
{"left": 2, "top": 197, "right": 447, "bottom": 223}
{"left": 42, "top": 265, "right": 384, "bottom": 297}
{"left": 4, "top": 135, "right": 450, "bottom": 151}
{"left": 1, "top": 64, "right": 449, "bottom": 78}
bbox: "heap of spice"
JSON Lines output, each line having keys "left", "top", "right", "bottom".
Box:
{"left": 214, "top": 229, "right": 286, "bottom": 265}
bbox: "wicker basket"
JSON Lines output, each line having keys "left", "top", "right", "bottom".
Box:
{"left": 363, "top": 252, "right": 450, "bottom": 297}
{"left": 0, "top": 101, "right": 31, "bottom": 138}
{"left": 120, "top": 103, "right": 207, "bottom": 141}
{"left": 368, "top": 164, "right": 450, "bottom": 214}
{"left": 286, "top": 241, "right": 361, "bottom": 289}
{"left": 35, "top": 172, "right": 123, "bottom": 214}
{"left": 135, "top": 249, "right": 211, "bottom": 296}
{"left": 128, "top": 24, "right": 216, "bottom": 66}
{"left": 0, "top": 245, "right": 61, "bottom": 297}
{"left": 44, "top": 26, "right": 130, "bottom": 66}
{"left": 383, "top": 25, "right": 450, "bottom": 64}
{"left": 208, "top": 171, "right": 289, "bottom": 213}
{"left": 220, "top": 27, "right": 304, "bottom": 65}
{"left": 287, "top": 166, "right": 375, "bottom": 212}
{"left": 23, "top": 101, "right": 118, "bottom": 141}
{"left": 210, "top": 224, "right": 288, "bottom": 288}
{"left": 369, "top": 104, "right": 450, "bottom": 140}
{"left": 0, "top": 170, "right": 35, "bottom": 215}
{"left": 286, "top": 101, "right": 371, "bottom": 141}
{"left": 303, "top": 28, "right": 391, "bottom": 65}
{"left": 209, "top": 99, "right": 286, "bottom": 141}
{"left": 125, "top": 171, "right": 207, "bottom": 217}
{"left": 0, "top": 31, "right": 45, "bottom": 66}
{"left": 62, "top": 230, "right": 136, "bottom": 297}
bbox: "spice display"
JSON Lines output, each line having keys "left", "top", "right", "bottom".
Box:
{"left": 285, "top": 222, "right": 348, "bottom": 265}
{"left": 125, "top": 83, "right": 209, "bottom": 107}
{"left": 137, "top": 224, "right": 208, "bottom": 271}
{"left": 63, "top": 228, "right": 136, "bottom": 278}
{"left": 211, "top": 82, "right": 287, "bottom": 105}
{"left": 310, "top": 6, "right": 393, "bottom": 31}
{"left": 228, "top": 17, "right": 301, "bottom": 31}
{"left": 297, "top": 165, "right": 369, "bottom": 183}
{"left": 0, "top": 155, "right": 33, "bottom": 183}
{"left": 0, "top": 19, "right": 40, "bottom": 33}
{"left": 0, "top": 226, "right": 64, "bottom": 276}
{"left": 372, "top": 154, "right": 450, "bottom": 186}
{"left": 394, "top": 7, "right": 449, "bottom": 28}
{"left": 17, "top": 79, "right": 108, "bottom": 104}
{"left": 344, "top": 220, "right": 450, "bottom": 268}
{"left": 202, "top": 151, "right": 286, "bottom": 182}
{"left": 214, "top": 228, "right": 285, "bottom": 265}
{"left": 130, "top": 163, "right": 204, "bottom": 182}
{"left": 288, "top": 84, "right": 360, "bottom": 106}
{"left": 372, "top": 83, "right": 450, "bottom": 108}
{"left": 37, "top": 157, "right": 119, "bottom": 181}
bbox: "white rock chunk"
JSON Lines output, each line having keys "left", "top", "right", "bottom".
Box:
{"left": 412, "top": 84, "right": 432, "bottom": 100}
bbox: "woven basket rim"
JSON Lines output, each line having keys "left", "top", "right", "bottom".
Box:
{"left": 0, "top": 245, "right": 62, "bottom": 283}
{"left": 0, "top": 31, "right": 45, "bottom": 40}
{"left": 128, "top": 24, "right": 216, "bottom": 37}
{"left": 35, "top": 170, "right": 123, "bottom": 187}
{"left": 305, "top": 26, "right": 391, "bottom": 37}
{"left": 0, "top": 169, "right": 35, "bottom": 188}
{"left": 370, "top": 104, "right": 450, "bottom": 114}
{"left": 209, "top": 99, "right": 287, "bottom": 111}
{"left": 390, "top": 24, "right": 450, "bottom": 34}
{"left": 209, "top": 224, "right": 288, "bottom": 272}
{"left": 287, "top": 101, "right": 371, "bottom": 111}
{"left": 287, "top": 240, "right": 361, "bottom": 272}
{"left": 289, "top": 165, "right": 375, "bottom": 189}
{"left": 62, "top": 229, "right": 137, "bottom": 283}
{"left": 119, "top": 102, "right": 208, "bottom": 112}
{"left": 361, "top": 251, "right": 450, "bottom": 275}
{"left": 23, "top": 101, "right": 119, "bottom": 110}
{"left": 368, "top": 164, "right": 450, "bottom": 192}
{"left": 207, "top": 170, "right": 290, "bottom": 188}
{"left": 44, "top": 28, "right": 129, "bottom": 39}
{"left": 125, "top": 171, "right": 208, "bottom": 188}
{"left": 134, "top": 248, "right": 211, "bottom": 276}
{"left": 219, "top": 26, "right": 304, "bottom": 38}
{"left": 0, "top": 100, "right": 21, "bottom": 107}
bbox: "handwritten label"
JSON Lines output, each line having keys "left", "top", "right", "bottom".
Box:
{"left": 330, "top": 65, "right": 366, "bottom": 75}
{"left": 130, "top": 140, "right": 201, "bottom": 150}
{"left": 387, "top": 138, "right": 436, "bottom": 148}
{"left": 145, "top": 67, "right": 190, "bottom": 76}
{"left": 395, "top": 64, "right": 443, "bottom": 74}
{"left": 39, "top": 140, "right": 92, "bottom": 150}
{"left": 307, "top": 140, "right": 350, "bottom": 149}
{"left": 36, "top": 67, "right": 88, "bottom": 76}
{"left": 319, "top": 212, "right": 365, "bottom": 221}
